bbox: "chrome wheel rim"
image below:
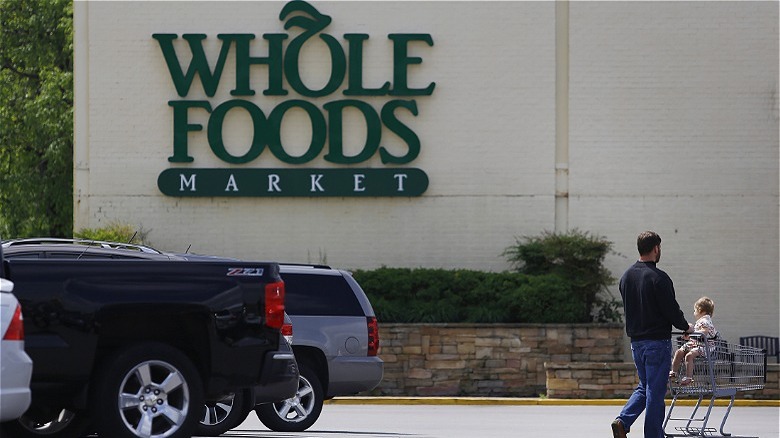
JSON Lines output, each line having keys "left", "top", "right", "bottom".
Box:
{"left": 272, "top": 375, "right": 315, "bottom": 423}
{"left": 117, "top": 360, "right": 190, "bottom": 438}
{"left": 201, "top": 393, "right": 236, "bottom": 426}
{"left": 17, "top": 409, "right": 76, "bottom": 434}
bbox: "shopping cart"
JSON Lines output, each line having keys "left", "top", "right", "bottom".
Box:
{"left": 664, "top": 332, "right": 767, "bottom": 437}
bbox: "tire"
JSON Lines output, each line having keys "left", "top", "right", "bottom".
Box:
{"left": 195, "top": 389, "right": 252, "bottom": 436}
{"left": 255, "top": 364, "right": 323, "bottom": 432}
{"left": 0, "top": 408, "right": 90, "bottom": 438}
{"left": 93, "top": 343, "right": 204, "bottom": 438}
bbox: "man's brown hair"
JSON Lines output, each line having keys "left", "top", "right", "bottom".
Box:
{"left": 637, "top": 231, "right": 661, "bottom": 256}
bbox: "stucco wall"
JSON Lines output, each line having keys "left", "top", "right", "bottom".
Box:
{"left": 75, "top": 1, "right": 556, "bottom": 273}
{"left": 73, "top": 1, "right": 779, "bottom": 342}
{"left": 565, "top": 0, "right": 780, "bottom": 356}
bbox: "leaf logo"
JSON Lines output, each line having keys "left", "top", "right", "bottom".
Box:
{"left": 279, "top": 0, "right": 332, "bottom": 34}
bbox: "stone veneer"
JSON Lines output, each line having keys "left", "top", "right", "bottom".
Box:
{"left": 545, "top": 362, "right": 645, "bottom": 399}
{"left": 545, "top": 362, "right": 779, "bottom": 399}
{"left": 374, "top": 323, "right": 624, "bottom": 397}
{"left": 373, "top": 323, "right": 779, "bottom": 399}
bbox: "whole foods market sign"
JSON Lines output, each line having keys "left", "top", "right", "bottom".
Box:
{"left": 155, "top": 1, "right": 433, "bottom": 197}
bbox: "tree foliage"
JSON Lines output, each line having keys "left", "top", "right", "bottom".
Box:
{"left": 0, "top": 0, "right": 73, "bottom": 237}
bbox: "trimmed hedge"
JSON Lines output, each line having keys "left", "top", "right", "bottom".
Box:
{"left": 352, "top": 230, "right": 621, "bottom": 324}
{"left": 352, "top": 268, "right": 590, "bottom": 324}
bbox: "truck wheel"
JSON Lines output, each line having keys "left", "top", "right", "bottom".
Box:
{"left": 94, "top": 343, "right": 204, "bottom": 438}
{"left": 195, "top": 389, "right": 252, "bottom": 436}
{"left": 255, "top": 364, "right": 323, "bottom": 432}
{"left": 0, "top": 408, "right": 90, "bottom": 438}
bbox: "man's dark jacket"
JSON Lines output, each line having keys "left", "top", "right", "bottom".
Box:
{"left": 619, "top": 261, "right": 689, "bottom": 341}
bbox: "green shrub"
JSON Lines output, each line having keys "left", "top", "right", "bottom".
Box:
{"left": 504, "top": 229, "right": 619, "bottom": 322}
{"left": 74, "top": 222, "right": 150, "bottom": 245}
{"left": 353, "top": 268, "right": 589, "bottom": 323}
{"left": 495, "top": 274, "right": 587, "bottom": 323}
{"left": 352, "top": 230, "right": 622, "bottom": 324}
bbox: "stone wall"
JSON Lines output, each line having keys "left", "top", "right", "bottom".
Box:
{"left": 545, "top": 362, "right": 779, "bottom": 399}
{"left": 375, "top": 323, "right": 624, "bottom": 397}
{"left": 374, "top": 323, "right": 779, "bottom": 399}
{"left": 545, "top": 362, "right": 637, "bottom": 398}
{"left": 756, "top": 364, "right": 780, "bottom": 399}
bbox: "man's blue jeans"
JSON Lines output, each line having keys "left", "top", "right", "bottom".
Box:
{"left": 617, "top": 339, "right": 672, "bottom": 438}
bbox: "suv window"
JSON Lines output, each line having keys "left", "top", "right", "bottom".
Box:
{"left": 282, "top": 272, "right": 364, "bottom": 316}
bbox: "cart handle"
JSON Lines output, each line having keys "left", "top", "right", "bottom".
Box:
{"left": 672, "top": 332, "right": 722, "bottom": 345}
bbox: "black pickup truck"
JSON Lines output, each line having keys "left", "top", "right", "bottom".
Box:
{"left": 0, "top": 239, "right": 298, "bottom": 438}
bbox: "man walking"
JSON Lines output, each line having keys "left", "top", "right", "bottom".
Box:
{"left": 612, "top": 231, "right": 692, "bottom": 438}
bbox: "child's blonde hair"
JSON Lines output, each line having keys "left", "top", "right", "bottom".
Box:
{"left": 695, "top": 296, "right": 714, "bottom": 316}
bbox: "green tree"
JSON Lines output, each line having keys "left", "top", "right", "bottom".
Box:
{"left": 0, "top": 0, "right": 73, "bottom": 237}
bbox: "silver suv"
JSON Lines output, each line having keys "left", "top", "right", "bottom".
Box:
{"left": 195, "top": 263, "right": 384, "bottom": 435}
{"left": 254, "top": 264, "right": 383, "bottom": 432}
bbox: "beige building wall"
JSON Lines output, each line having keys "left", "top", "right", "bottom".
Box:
{"left": 565, "top": 2, "right": 779, "bottom": 342}
{"left": 74, "top": 1, "right": 779, "bottom": 341}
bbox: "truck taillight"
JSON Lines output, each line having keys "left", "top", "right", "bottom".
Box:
{"left": 281, "top": 321, "right": 293, "bottom": 345}
{"left": 264, "top": 281, "right": 285, "bottom": 329}
{"left": 3, "top": 304, "right": 24, "bottom": 341}
{"left": 367, "top": 316, "right": 379, "bottom": 356}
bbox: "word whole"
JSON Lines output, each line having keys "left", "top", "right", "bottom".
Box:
{"left": 154, "top": 0, "right": 434, "bottom": 197}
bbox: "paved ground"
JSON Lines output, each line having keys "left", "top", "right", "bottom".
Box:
{"left": 213, "top": 398, "right": 780, "bottom": 438}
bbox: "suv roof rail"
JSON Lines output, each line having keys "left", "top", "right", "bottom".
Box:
{"left": 279, "top": 263, "right": 332, "bottom": 270}
{"left": 1, "top": 238, "right": 163, "bottom": 254}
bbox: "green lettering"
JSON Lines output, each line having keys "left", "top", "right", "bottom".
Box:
{"left": 220, "top": 33, "right": 289, "bottom": 97}
{"left": 285, "top": 33, "right": 346, "bottom": 97}
{"left": 380, "top": 100, "right": 420, "bottom": 164}
{"left": 168, "top": 100, "right": 212, "bottom": 163}
{"left": 267, "top": 100, "right": 326, "bottom": 164}
{"left": 388, "top": 34, "right": 436, "bottom": 96}
{"left": 343, "top": 34, "right": 390, "bottom": 96}
{"left": 152, "top": 34, "right": 233, "bottom": 97}
{"left": 323, "top": 100, "right": 381, "bottom": 164}
{"left": 207, "top": 100, "right": 268, "bottom": 164}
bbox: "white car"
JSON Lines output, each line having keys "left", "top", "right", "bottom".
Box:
{"left": 0, "top": 277, "right": 33, "bottom": 422}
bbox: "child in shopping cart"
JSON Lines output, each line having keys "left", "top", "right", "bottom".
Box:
{"left": 669, "top": 296, "right": 719, "bottom": 386}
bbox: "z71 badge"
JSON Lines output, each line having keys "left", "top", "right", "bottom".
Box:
{"left": 227, "top": 267, "right": 265, "bottom": 276}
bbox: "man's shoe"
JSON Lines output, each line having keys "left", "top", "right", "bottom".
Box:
{"left": 611, "top": 418, "right": 627, "bottom": 438}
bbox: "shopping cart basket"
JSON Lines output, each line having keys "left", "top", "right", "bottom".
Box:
{"left": 664, "top": 332, "right": 767, "bottom": 437}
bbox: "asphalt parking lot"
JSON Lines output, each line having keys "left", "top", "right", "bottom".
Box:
{"left": 211, "top": 398, "right": 780, "bottom": 438}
